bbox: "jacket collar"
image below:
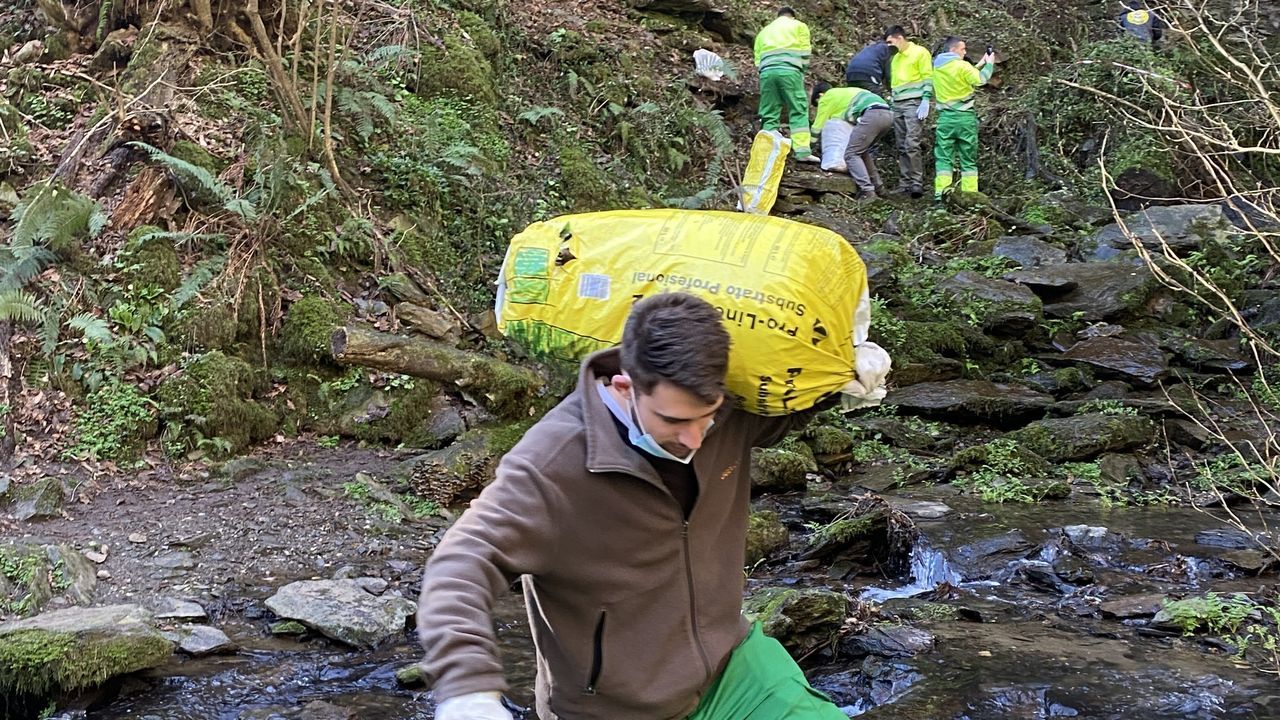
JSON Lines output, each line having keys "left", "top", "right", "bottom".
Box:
{"left": 578, "top": 348, "right": 731, "bottom": 483}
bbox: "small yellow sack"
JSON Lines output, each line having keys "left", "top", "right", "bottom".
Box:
{"left": 495, "top": 209, "right": 870, "bottom": 415}
{"left": 738, "top": 130, "right": 790, "bottom": 215}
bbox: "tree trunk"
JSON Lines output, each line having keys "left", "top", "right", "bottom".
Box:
{"left": 330, "top": 325, "right": 543, "bottom": 417}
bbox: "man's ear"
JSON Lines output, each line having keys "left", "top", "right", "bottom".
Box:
{"left": 610, "top": 373, "right": 633, "bottom": 398}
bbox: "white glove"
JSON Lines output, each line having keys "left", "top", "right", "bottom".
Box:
{"left": 915, "top": 99, "right": 931, "bottom": 120}
{"left": 436, "top": 691, "right": 513, "bottom": 720}
{"left": 840, "top": 342, "right": 892, "bottom": 410}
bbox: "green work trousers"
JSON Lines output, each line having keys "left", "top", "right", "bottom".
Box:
{"left": 758, "top": 69, "right": 813, "bottom": 158}
{"left": 934, "top": 109, "right": 979, "bottom": 198}
{"left": 685, "top": 623, "right": 847, "bottom": 719}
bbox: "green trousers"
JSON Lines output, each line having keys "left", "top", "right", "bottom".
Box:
{"left": 686, "top": 623, "right": 847, "bottom": 719}
{"left": 758, "top": 69, "right": 813, "bottom": 158}
{"left": 934, "top": 109, "right": 979, "bottom": 198}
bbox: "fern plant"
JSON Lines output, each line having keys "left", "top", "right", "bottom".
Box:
{"left": 130, "top": 142, "right": 258, "bottom": 219}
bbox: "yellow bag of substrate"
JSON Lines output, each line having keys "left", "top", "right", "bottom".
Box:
{"left": 738, "top": 130, "right": 790, "bottom": 215}
{"left": 495, "top": 209, "right": 870, "bottom": 415}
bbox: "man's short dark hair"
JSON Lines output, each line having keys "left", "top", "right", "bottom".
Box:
{"left": 621, "top": 293, "right": 730, "bottom": 404}
{"left": 811, "top": 81, "right": 832, "bottom": 106}
{"left": 884, "top": 25, "right": 906, "bottom": 39}
{"left": 778, "top": 6, "right": 796, "bottom": 17}
{"left": 942, "top": 36, "right": 964, "bottom": 52}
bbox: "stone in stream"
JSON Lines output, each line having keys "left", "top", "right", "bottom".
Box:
{"left": 1194, "top": 527, "right": 1261, "bottom": 550}
{"left": 841, "top": 624, "right": 936, "bottom": 657}
{"left": 165, "top": 624, "right": 236, "bottom": 656}
{"left": 750, "top": 440, "right": 817, "bottom": 493}
{"left": 743, "top": 587, "right": 848, "bottom": 656}
{"left": 264, "top": 579, "right": 416, "bottom": 649}
{"left": 1005, "top": 260, "right": 1154, "bottom": 322}
{"left": 951, "top": 531, "right": 1035, "bottom": 580}
{"left": 937, "top": 271, "right": 1044, "bottom": 335}
{"left": 884, "top": 380, "right": 1053, "bottom": 425}
{"left": 1061, "top": 336, "right": 1169, "bottom": 385}
{"left": 1005, "top": 412, "right": 1155, "bottom": 462}
{"left": 0, "top": 604, "right": 173, "bottom": 699}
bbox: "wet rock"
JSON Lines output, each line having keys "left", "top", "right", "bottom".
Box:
{"left": 1061, "top": 525, "right": 1122, "bottom": 550}
{"left": 170, "top": 624, "right": 235, "bottom": 656}
{"left": 952, "top": 531, "right": 1034, "bottom": 580}
{"left": 0, "top": 542, "right": 96, "bottom": 617}
{"left": 885, "top": 380, "right": 1053, "bottom": 425}
{"left": 849, "top": 417, "right": 938, "bottom": 450}
{"left": 1006, "top": 261, "right": 1154, "bottom": 322}
{"left": 297, "top": 700, "right": 358, "bottom": 719}
{"left": 1061, "top": 337, "right": 1169, "bottom": 385}
{"left": 1087, "top": 204, "right": 1230, "bottom": 260}
{"left": 264, "top": 579, "right": 415, "bottom": 649}
{"left": 750, "top": 441, "right": 817, "bottom": 493}
{"left": 152, "top": 598, "right": 207, "bottom": 621}
{"left": 744, "top": 587, "right": 848, "bottom": 655}
{"left": 1050, "top": 555, "right": 1096, "bottom": 586}
{"left": 1020, "top": 367, "right": 1096, "bottom": 397}
{"left": 798, "top": 498, "right": 910, "bottom": 581}
{"left": 1194, "top": 527, "right": 1259, "bottom": 550}
{"left": 1098, "top": 593, "right": 1166, "bottom": 619}
{"left": 745, "top": 510, "right": 789, "bottom": 567}
{"left": 938, "top": 271, "right": 1043, "bottom": 335}
{"left": 0, "top": 604, "right": 173, "bottom": 698}
{"left": 1006, "top": 413, "right": 1154, "bottom": 462}
{"left": 886, "top": 499, "right": 952, "bottom": 520}
{"left": 9, "top": 477, "right": 65, "bottom": 521}
{"left": 1164, "top": 335, "right": 1251, "bottom": 373}
{"left": 1164, "top": 419, "right": 1214, "bottom": 449}
{"left": 993, "top": 236, "right": 1068, "bottom": 267}
{"left": 1017, "top": 561, "right": 1074, "bottom": 593}
{"left": 1220, "top": 550, "right": 1275, "bottom": 572}
{"left": 841, "top": 624, "right": 935, "bottom": 657}
{"left": 851, "top": 464, "right": 933, "bottom": 492}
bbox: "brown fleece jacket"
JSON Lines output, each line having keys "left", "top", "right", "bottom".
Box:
{"left": 417, "top": 348, "right": 805, "bottom": 719}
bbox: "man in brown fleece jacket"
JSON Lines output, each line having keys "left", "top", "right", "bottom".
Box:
{"left": 417, "top": 292, "right": 847, "bottom": 720}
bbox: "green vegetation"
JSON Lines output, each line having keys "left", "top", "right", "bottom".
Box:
{"left": 66, "top": 382, "right": 155, "bottom": 463}
{"left": 343, "top": 476, "right": 440, "bottom": 523}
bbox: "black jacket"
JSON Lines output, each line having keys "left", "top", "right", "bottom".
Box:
{"left": 845, "top": 42, "right": 895, "bottom": 85}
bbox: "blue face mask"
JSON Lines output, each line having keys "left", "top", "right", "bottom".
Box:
{"left": 596, "top": 382, "right": 712, "bottom": 464}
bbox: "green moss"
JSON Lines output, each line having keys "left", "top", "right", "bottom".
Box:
{"left": 280, "top": 295, "right": 344, "bottom": 364}
{"left": 156, "top": 351, "right": 277, "bottom": 456}
{"left": 120, "top": 226, "right": 181, "bottom": 291}
{"left": 743, "top": 587, "right": 848, "bottom": 653}
{"left": 456, "top": 11, "right": 501, "bottom": 59}
{"left": 750, "top": 438, "right": 817, "bottom": 492}
{"left": 349, "top": 382, "right": 445, "bottom": 446}
{"left": 0, "top": 546, "right": 45, "bottom": 616}
{"left": 557, "top": 145, "right": 614, "bottom": 212}
{"left": 808, "top": 516, "right": 876, "bottom": 550}
{"left": 745, "top": 511, "right": 788, "bottom": 567}
{"left": 0, "top": 627, "right": 171, "bottom": 698}
{"left": 172, "top": 300, "right": 238, "bottom": 352}
{"left": 416, "top": 32, "right": 495, "bottom": 104}
{"left": 168, "top": 139, "right": 224, "bottom": 175}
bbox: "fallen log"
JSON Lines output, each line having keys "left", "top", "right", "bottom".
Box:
{"left": 330, "top": 325, "right": 543, "bottom": 417}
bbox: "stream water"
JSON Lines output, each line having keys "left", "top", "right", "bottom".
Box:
{"left": 81, "top": 492, "right": 1278, "bottom": 720}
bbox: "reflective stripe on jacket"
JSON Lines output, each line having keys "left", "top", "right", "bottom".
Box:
{"left": 932, "top": 56, "right": 993, "bottom": 112}
{"left": 889, "top": 41, "right": 932, "bottom": 102}
{"left": 754, "top": 16, "right": 811, "bottom": 74}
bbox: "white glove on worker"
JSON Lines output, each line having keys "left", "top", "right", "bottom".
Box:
{"left": 840, "top": 342, "right": 892, "bottom": 410}
{"left": 915, "top": 99, "right": 931, "bottom": 120}
{"left": 436, "top": 691, "right": 513, "bottom": 720}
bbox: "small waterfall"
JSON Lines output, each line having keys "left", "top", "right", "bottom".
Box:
{"left": 860, "top": 541, "right": 962, "bottom": 602}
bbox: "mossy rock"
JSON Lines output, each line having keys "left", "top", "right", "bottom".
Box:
{"left": 0, "top": 604, "right": 173, "bottom": 702}
{"left": 168, "top": 139, "right": 225, "bottom": 175}
{"left": 339, "top": 382, "right": 464, "bottom": 448}
{"left": 121, "top": 225, "right": 181, "bottom": 291}
{"left": 456, "top": 11, "right": 501, "bottom": 59}
{"left": 1006, "top": 413, "right": 1154, "bottom": 462}
{"left": 280, "top": 295, "right": 346, "bottom": 365}
{"left": 557, "top": 145, "right": 614, "bottom": 212}
{"left": 951, "top": 442, "right": 1052, "bottom": 477}
{"left": 156, "top": 351, "right": 277, "bottom": 456}
{"left": 745, "top": 510, "right": 789, "bottom": 568}
{"left": 415, "top": 32, "right": 495, "bottom": 104}
{"left": 171, "top": 299, "right": 238, "bottom": 352}
{"left": 743, "top": 587, "right": 848, "bottom": 656}
{"left": 402, "top": 420, "right": 535, "bottom": 507}
{"left": 750, "top": 438, "right": 817, "bottom": 494}
{"left": 0, "top": 542, "right": 96, "bottom": 618}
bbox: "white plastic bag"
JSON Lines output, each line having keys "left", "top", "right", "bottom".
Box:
{"left": 694, "top": 49, "right": 726, "bottom": 81}
{"left": 820, "top": 118, "right": 852, "bottom": 173}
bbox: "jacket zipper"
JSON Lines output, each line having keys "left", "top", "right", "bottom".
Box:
{"left": 583, "top": 609, "right": 607, "bottom": 695}
{"left": 683, "top": 520, "right": 713, "bottom": 679}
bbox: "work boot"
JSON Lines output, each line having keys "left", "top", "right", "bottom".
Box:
{"left": 909, "top": 186, "right": 924, "bottom": 199}
{"left": 796, "top": 154, "right": 821, "bottom": 163}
